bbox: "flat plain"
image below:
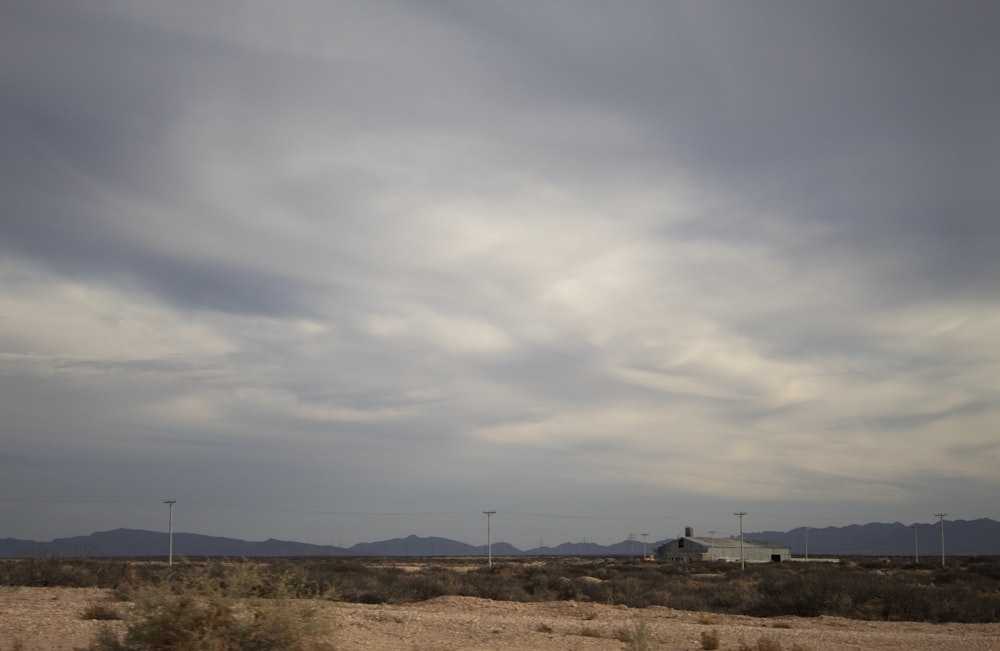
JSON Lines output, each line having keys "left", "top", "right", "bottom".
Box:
{"left": 2, "top": 557, "right": 999, "bottom": 650}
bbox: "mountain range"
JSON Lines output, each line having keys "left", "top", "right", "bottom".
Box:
{"left": 1, "top": 519, "right": 997, "bottom": 558}
{"left": 0, "top": 529, "right": 661, "bottom": 559}
{"left": 748, "top": 518, "right": 1000, "bottom": 556}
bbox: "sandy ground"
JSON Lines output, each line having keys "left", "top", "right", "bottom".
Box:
{"left": 1, "top": 586, "right": 999, "bottom": 650}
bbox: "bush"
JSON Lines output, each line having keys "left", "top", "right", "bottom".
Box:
{"left": 12, "top": 555, "right": 1000, "bottom": 625}
{"left": 700, "top": 629, "right": 721, "bottom": 649}
{"left": 83, "top": 561, "right": 333, "bottom": 651}
{"left": 619, "top": 620, "right": 654, "bottom": 651}
{"left": 81, "top": 603, "right": 123, "bottom": 621}
{"left": 0, "top": 557, "right": 133, "bottom": 588}
{"left": 737, "top": 636, "right": 783, "bottom": 651}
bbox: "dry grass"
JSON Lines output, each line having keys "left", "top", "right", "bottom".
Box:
{"left": 3, "top": 555, "right": 999, "bottom": 624}
{"left": 618, "top": 620, "right": 654, "bottom": 651}
{"left": 736, "top": 637, "right": 811, "bottom": 651}
{"left": 80, "top": 602, "right": 123, "bottom": 621}
{"left": 700, "top": 628, "right": 721, "bottom": 649}
{"left": 80, "top": 561, "right": 334, "bottom": 650}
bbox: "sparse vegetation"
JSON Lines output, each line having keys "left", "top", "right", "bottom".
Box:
{"left": 736, "top": 637, "right": 810, "bottom": 651}
{"left": 700, "top": 628, "right": 721, "bottom": 649}
{"left": 81, "top": 602, "right": 122, "bottom": 621}
{"left": 738, "top": 637, "right": 784, "bottom": 651}
{"left": 618, "top": 620, "right": 654, "bottom": 651}
{"left": 80, "top": 561, "right": 333, "bottom": 650}
{"left": 3, "top": 555, "right": 999, "bottom": 624}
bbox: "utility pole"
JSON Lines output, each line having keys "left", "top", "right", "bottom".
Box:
{"left": 734, "top": 512, "right": 747, "bottom": 570}
{"left": 628, "top": 533, "right": 636, "bottom": 559}
{"left": 804, "top": 526, "right": 809, "bottom": 560}
{"left": 483, "top": 510, "right": 496, "bottom": 568}
{"left": 163, "top": 500, "right": 176, "bottom": 566}
{"left": 641, "top": 533, "right": 650, "bottom": 560}
{"left": 934, "top": 513, "right": 947, "bottom": 568}
{"left": 913, "top": 524, "right": 919, "bottom": 563}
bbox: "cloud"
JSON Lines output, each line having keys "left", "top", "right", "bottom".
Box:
{"left": 1, "top": 0, "right": 998, "bottom": 546}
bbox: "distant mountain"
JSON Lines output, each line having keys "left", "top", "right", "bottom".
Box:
{"left": 2, "top": 519, "right": 996, "bottom": 558}
{"left": 746, "top": 518, "right": 1000, "bottom": 556}
{"left": 0, "top": 528, "right": 351, "bottom": 558}
{"left": 524, "top": 539, "right": 669, "bottom": 557}
{"left": 348, "top": 535, "right": 480, "bottom": 556}
{"left": 0, "top": 528, "right": 668, "bottom": 559}
{"left": 0, "top": 537, "right": 41, "bottom": 558}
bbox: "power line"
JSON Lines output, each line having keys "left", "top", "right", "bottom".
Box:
{"left": 499, "top": 510, "right": 685, "bottom": 521}
{"left": 935, "top": 513, "right": 947, "bottom": 567}
{"left": 483, "top": 510, "right": 496, "bottom": 568}
{"left": 734, "top": 512, "right": 747, "bottom": 571}
{"left": 163, "top": 500, "right": 176, "bottom": 567}
{"left": 0, "top": 498, "right": 463, "bottom": 516}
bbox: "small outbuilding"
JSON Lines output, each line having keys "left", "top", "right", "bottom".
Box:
{"left": 656, "top": 527, "right": 790, "bottom": 563}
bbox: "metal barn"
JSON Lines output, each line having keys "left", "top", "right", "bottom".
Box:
{"left": 657, "top": 527, "right": 791, "bottom": 563}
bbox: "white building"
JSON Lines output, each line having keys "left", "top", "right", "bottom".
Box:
{"left": 657, "top": 527, "right": 791, "bottom": 563}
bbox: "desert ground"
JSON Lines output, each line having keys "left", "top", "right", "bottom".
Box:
{"left": 2, "top": 585, "right": 999, "bottom": 651}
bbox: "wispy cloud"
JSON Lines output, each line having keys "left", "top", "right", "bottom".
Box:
{"left": 1, "top": 0, "right": 998, "bottom": 547}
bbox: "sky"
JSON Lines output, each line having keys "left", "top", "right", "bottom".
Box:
{"left": 2, "top": 1, "right": 999, "bottom": 550}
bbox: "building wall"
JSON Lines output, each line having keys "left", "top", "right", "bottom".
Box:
{"left": 657, "top": 538, "right": 790, "bottom": 563}
{"left": 740, "top": 546, "right": 791, "bottom": 562}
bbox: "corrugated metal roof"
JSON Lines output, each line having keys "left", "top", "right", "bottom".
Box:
{"left": 688, "top": 537, "right": 787, "bottom": 550}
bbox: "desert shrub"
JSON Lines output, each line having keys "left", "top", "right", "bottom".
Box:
{"left": 464, "top": 567, "right": 531, "bottom": 601}
{"left": 12, "top": 555, "right": 1000, "bottom": 624}
{"left": 751, "top": 566, "right": 830, "bottom": 617}
{"left": 737, "top": 636, "right": 783, "bottom": 651}
{"left": 81, "top": 602, "right": 123, "bottom": 620}
{"left": 83, "top": 561, "right": 333, "bottom": 651}
{"left": 0, "top": 557, "right": 132, "bottom": 588}
{"left": 618, "top": 620, "right": 654, "bottom": 651}
{"left": 707, "top": 574, "right": 760, "bottom": 612}
{"left": 965, "top": 557, "right": 1000, "bottom": 580}
{"left": 700, "top": 628, "right": 721, "bottom": 650}
{"left": 0, "top": 557, "right": 171, "bottom": 592}
{"left": 84, "top": 627, "right": 127, "bottom": 651}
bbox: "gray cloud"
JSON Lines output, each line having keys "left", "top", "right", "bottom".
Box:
{"left": 1, "top": 0, "right": 998, "bottom": 547}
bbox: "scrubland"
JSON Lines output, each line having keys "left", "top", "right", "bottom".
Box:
{"left": 1, "top": 555, "right": 998, "bottom": 649}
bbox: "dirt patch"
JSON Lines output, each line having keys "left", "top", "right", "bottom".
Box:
{"left": 2, "top": 587, "right": 999, "bottom": 650}
{"left": 0, "top": 587, "right": 127, "bottom": 651}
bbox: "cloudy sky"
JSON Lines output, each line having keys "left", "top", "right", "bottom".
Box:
{"left": 2, "top": 1, "right": 998, "bottom": 550}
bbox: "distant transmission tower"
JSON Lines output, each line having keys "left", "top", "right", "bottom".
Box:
{"left": 934, "top": 513, "right": 947, "bottom": 567}
{"left": 641, "top": 533, "right": 650, "bottom": 560}
{"left": 734, "top": 512, "right": 747, "bottom": 570}
{"left": 483, "top": 510, "right": 496, "bottom": 568}
{"left": 163, "top": 499, "right": 176, "bottom": 566}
